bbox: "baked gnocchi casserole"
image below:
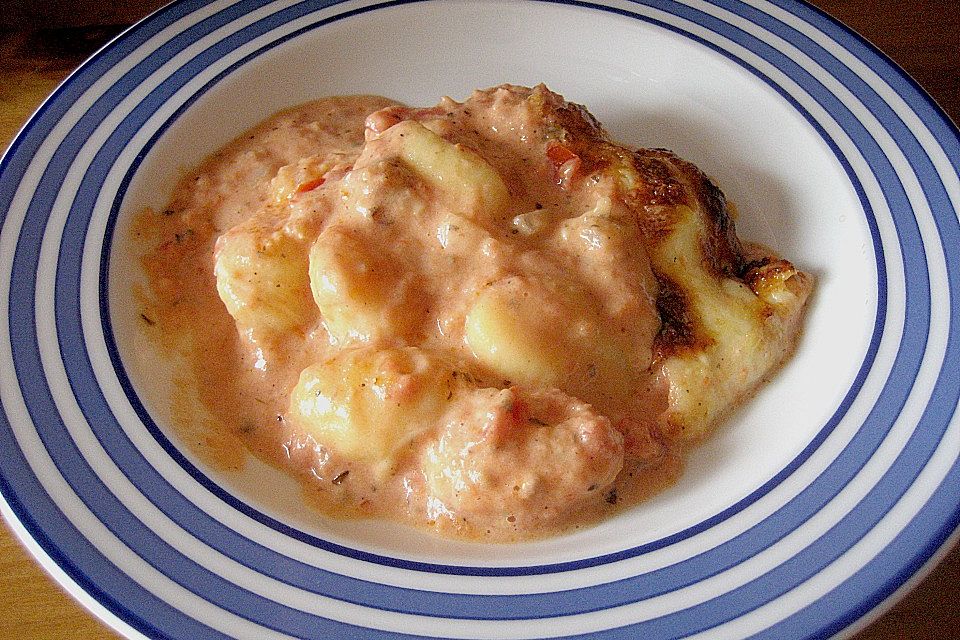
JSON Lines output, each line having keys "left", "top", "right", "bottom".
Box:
{"left": 138, "top": 85, "right": 811, "bottom": 540}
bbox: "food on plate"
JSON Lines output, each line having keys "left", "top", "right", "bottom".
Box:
{"left": 137, "top": 84, "right": 812, "bottom": 540}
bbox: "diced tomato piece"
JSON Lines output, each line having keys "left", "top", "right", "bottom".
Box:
{"left": 546, "top": 141, "right": 578, "bottom": 168}
{"left": 295, "top": 176, "right": 325, "bottom": 193}
{"left": 546, "top": 142, "right": 582, "bottom": 187}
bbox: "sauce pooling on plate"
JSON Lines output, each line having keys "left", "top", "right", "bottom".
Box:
{"left": 136, "top": 85, "right": 811, "bottom": 540}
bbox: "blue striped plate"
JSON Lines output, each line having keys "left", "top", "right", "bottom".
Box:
{"left": 1, "top": 1, "right": 958, "bottom": 638}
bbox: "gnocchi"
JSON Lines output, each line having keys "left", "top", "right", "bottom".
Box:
{"left": 214, "top": 215, "right": 315, "bottom": 342}
{"left": 422, "top": 386, "right": 624, "bottom": 534}
{"left": 289, "top": 346, "right": 461, "bottom": 467}
{"left": 389, "top": 120, "right": 512, "bottom": 222}
{"left": 308, "top": 225, "right": 411, "bottom": 345}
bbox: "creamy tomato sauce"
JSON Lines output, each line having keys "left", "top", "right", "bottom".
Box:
{"left": 138, "top": 85, "right": 802, "bottom": 541}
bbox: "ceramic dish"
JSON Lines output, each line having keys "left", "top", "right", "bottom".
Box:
{"left": 1, "top": 0, "right": 958, "bottom": 638}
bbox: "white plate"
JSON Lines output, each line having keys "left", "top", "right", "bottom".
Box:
{"left": 1, "top": 0, "right": 958, "bottom": 638}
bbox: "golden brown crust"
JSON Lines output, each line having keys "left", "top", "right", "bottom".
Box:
{"left": 630, "top": 148, "right": 745, "bottom": 278}
{"left": 616, "top": 149, "right": 745, "bottom": 358}
{"left": 651, "top": 274, "right": 708, "bottom": 354}
{"left": 506, "top": 85, "right": 810, "bottom": 401}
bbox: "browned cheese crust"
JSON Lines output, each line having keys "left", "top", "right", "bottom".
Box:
{"left": 513, "top": 85, "right": 813, "bottom": 441}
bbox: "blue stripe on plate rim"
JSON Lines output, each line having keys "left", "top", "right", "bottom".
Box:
{"left": 0, "top": 0, "right": 955, "bottom": 636}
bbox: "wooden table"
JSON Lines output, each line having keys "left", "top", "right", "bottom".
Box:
{"left": 0, "top": 1, "right": 957, "bottom": 638}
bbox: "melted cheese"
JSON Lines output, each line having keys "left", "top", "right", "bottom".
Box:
{"left": 650, "top": 204, "right": 809, "bottom": 440}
